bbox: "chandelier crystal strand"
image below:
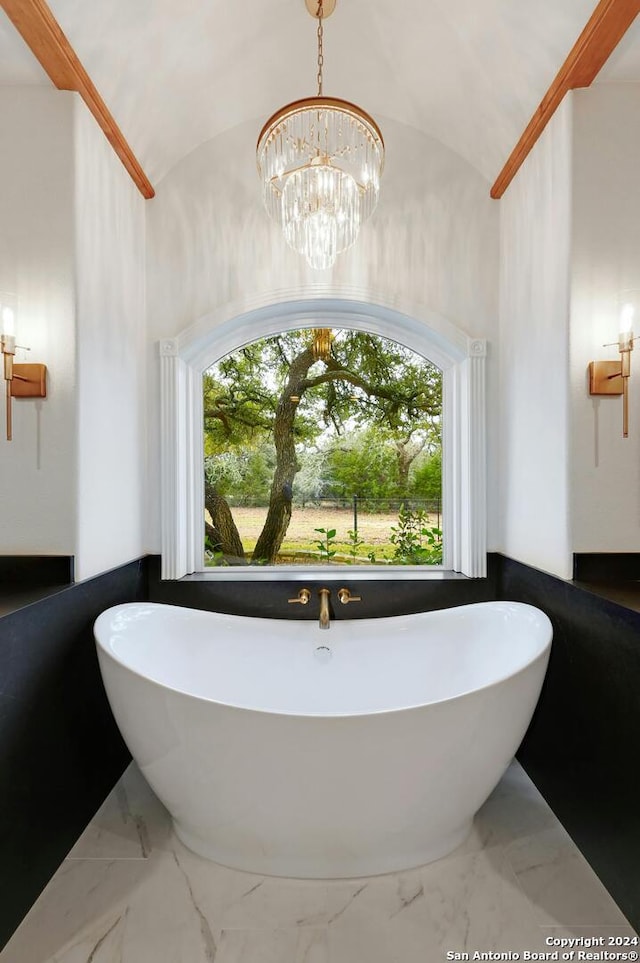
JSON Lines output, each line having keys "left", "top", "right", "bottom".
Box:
{"left": 256, "top": 0, "right": 384, "bottom": 270}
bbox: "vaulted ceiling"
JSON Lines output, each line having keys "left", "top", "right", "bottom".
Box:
{"left": 0, "top": 0, "right": 639, "bottom": 187}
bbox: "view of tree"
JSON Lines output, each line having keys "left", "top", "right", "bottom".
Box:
{"left": 203, "top": 330, "right": 442, "bottom": 564}
{"left": 411, "top": 449, "right": 442, "bottom": 501}
{"left": 324, "top": 429, "right": 401, "bottom": 500}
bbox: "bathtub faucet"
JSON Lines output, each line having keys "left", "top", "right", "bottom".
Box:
{"left": 318, "top": 587, "right": 331, "bottom": 630}
{"left": 288, "top": 587, "right": 332, "bottom": 628}
{"left": 289, "top": 587, "right": 360, "bottom": 629}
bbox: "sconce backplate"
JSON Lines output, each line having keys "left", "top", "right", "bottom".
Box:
{"left": 11, "top": 363, "right": 47, "bottom": 398}
{"left": 588, "top": 360, "right": 623, "bottom": 396}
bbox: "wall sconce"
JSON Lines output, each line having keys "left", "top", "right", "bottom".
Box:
{"left": 588, "top": 299, "right": 639, "bottom": 438}
{"left": 0, "top": 294, "right": 47, "bottom": 441}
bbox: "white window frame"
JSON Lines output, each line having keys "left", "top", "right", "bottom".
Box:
{"left": 159, "top": 296, "right": 487, "bottom": 580}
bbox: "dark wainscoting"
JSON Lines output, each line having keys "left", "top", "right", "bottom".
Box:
{"left": 499, "top": 555, "right": 640, "bottom": 933}
{"left": 0, "top": 558, "right": 146, "bottom": 950}
{"left": 573, "top": 552, "right": 640, "bottom": 582}
{"left": 572, "top": 552, "right": 640, "bottom": 614}
{"left": 0, "top": 555, "right": 74, "bottom": 617}
{"left": 147, "top": 554, "right": 499, "bottom": 618}
{"left": 0, "top": 555, "right": 74, "bottom": 586}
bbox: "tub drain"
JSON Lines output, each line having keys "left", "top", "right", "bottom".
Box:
{"left": 314, "top": 645, "right": 332, "bottom": 663}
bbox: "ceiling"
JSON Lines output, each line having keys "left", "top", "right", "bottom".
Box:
{"left": 0, "top": 0, "right": 638, "bottom": 186}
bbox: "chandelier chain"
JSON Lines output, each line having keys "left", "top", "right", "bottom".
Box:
{"left": 316, "top": 0, "right": 324, "bottom": 96}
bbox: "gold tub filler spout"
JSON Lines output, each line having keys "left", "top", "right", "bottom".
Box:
{"left": 318, "top": 588, "right": 331, "bottom": 630}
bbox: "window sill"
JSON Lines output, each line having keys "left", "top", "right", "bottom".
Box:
{"left": 180, "top": 567, "right": 472, "bottom": 583}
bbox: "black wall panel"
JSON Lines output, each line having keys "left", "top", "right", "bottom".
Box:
{"left": 501, "top": 555, "right": 640, "bottom": 932}
{"left": 0, "top": 559, "right": 145, "bottom": 949}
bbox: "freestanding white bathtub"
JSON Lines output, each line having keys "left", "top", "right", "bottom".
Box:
{"left": 94, "top": 600, "right": 552, "bottom": 878}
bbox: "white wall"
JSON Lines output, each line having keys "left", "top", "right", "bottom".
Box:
{"left": 0, "top": 88, "right": 147, "bottom": 579}
{"left": 0, "top": 89, "right": 77, "bottom": 555}
{"left": 570, "top": 86, "right": 640, "bottom": 553}
{"left": 73, "top": 100, "right": 147, "bottom": 581}
{"left": 146, "top": 116, "right": 500, "bottom": 553}
{"left": 498, "top": 97, "right": 573, "bottom": 579}
{"left": 4, "top": 84, "right": 635, "bottom": 579}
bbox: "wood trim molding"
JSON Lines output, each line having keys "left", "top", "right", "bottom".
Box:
{"left": 491, "top": 0, "right": 640, "bottom": 199}
{"left": 0, "top": 0, "right": 154, "bottom": 199}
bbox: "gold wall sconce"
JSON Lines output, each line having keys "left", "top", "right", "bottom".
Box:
{"left": 588, "top": 299, "right": 638, "bottom": 438}
{"left": 0, "top": 295, "right": 47, "bottom": 441}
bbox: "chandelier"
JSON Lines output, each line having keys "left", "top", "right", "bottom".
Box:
{"left": 256, "top": 0, "right": 384, "bottom": 270}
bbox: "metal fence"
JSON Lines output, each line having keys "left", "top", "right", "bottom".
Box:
{"left": 225, "top": 495, "right": 441, "bottom": 532}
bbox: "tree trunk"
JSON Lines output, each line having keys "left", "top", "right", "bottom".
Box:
{"left": 252, "top": 348, "right": 316, "bottom": 563}
{"left": 396, "top": 448, "right": 412, "bottom": 496}
{"left": 204, "top": 479, "right": 246, "bottom": 561}
{"left": 395, "top": 436, "right": 426, "bottom": 498}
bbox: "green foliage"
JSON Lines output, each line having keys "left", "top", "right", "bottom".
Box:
{"left": 313, "top": 527, "right": 337, "bottom": 562}
{"left": 204, "top": 330, "right": 441, "bottom": 459}
{"left": 203, "top": 333, "right": 321, "bottom": 453}
{"left": 204, "top": 534, "right": 229, "bottom": 567}
{"left": 347, "top": 528, "right": 365, "bottom": 563}
{"left": 294, "top": 448, "right": 329, "bottom": 503}
{"left": 389, "top": 505, "right": 443, "bottom": 565}
{"left": 204, "top": 445, "right": 274, "bottom": 504}
{"left": 324, "top": 429, "right": 400, "bottom": 499}
{"left": 411, "top": 450, "right": 442, "bottom": 500}
{"left": 204, "top": 452, "right": 242, "bottom": 496}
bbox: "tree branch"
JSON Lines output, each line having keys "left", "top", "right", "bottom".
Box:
{"left": 300, "top": 362, "right": 434, "bottom": 411}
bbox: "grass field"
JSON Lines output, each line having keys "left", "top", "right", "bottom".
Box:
{"left": 222, "top": 505, "right": 441, "bottom": 563}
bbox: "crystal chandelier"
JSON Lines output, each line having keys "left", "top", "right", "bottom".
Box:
{"left": 256, "top": 0, "right": 384, "bottom": 270}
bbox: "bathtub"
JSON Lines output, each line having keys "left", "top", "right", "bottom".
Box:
{"left": 94, "top": 600, "right": 552, "bottom": 878}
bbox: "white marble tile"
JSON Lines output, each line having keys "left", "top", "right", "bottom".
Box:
{"left": 0, "top": 853, "right": 218, "bottom": 963}
{"left": 214, "top": 875, "right": 336, "bottom": 930}
{"left": 66, "top": 764, "right": 172, "bottom": 860}
{"left": 326, "top": 848, "right": 545, "bottom": 956}
{"left": 507, "top": 826, "right": 633, "bottom": 928}
{"left": 215, "top": 928, "right": 328, "bottom": 963}
{"left": 166, "top": 830, "right": 357, "bottom": 932}
{"left": 322, "top": 871, "right": 424, "bottom": 927}
{"left": 170, "top": 840, "right": 274, "bottom": 923}
{"left": 324, "top": 875, "right": 444, "bottom": 963}
{"left": 461, "top": 761, "right": 559, "bottom": 854}
{"left": 2, "top": 762, "right": 635, "bottom": 963}
{"left": 295, "top": 928, "right": 330, "bottom": 963}
{"left": 328, "top": 918, "right": 411, "bottom": 963}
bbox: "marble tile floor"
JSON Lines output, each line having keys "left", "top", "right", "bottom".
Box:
{"left": 1, "top": 762, "right": 635, "bottom": 962}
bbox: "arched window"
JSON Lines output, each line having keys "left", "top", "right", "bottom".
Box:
{"left": 203, "top": 329, "right": 442, "bottom": 568}
{"left": 159, "top": 297, "right": 486, "bottom": 579}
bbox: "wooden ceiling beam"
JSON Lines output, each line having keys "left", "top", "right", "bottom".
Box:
{"left": 491, "top": 0, "right": 640, "bottom": 199}
{"left": 0, "top": 0, "right": 155, "bottom": 199}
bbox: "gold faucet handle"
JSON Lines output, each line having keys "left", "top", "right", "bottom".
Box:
{"left": 288, "top": 588, "right": 311, "bottom": 605}
{"left": 338, "top": 587, "right": 361, "bottom": 604}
